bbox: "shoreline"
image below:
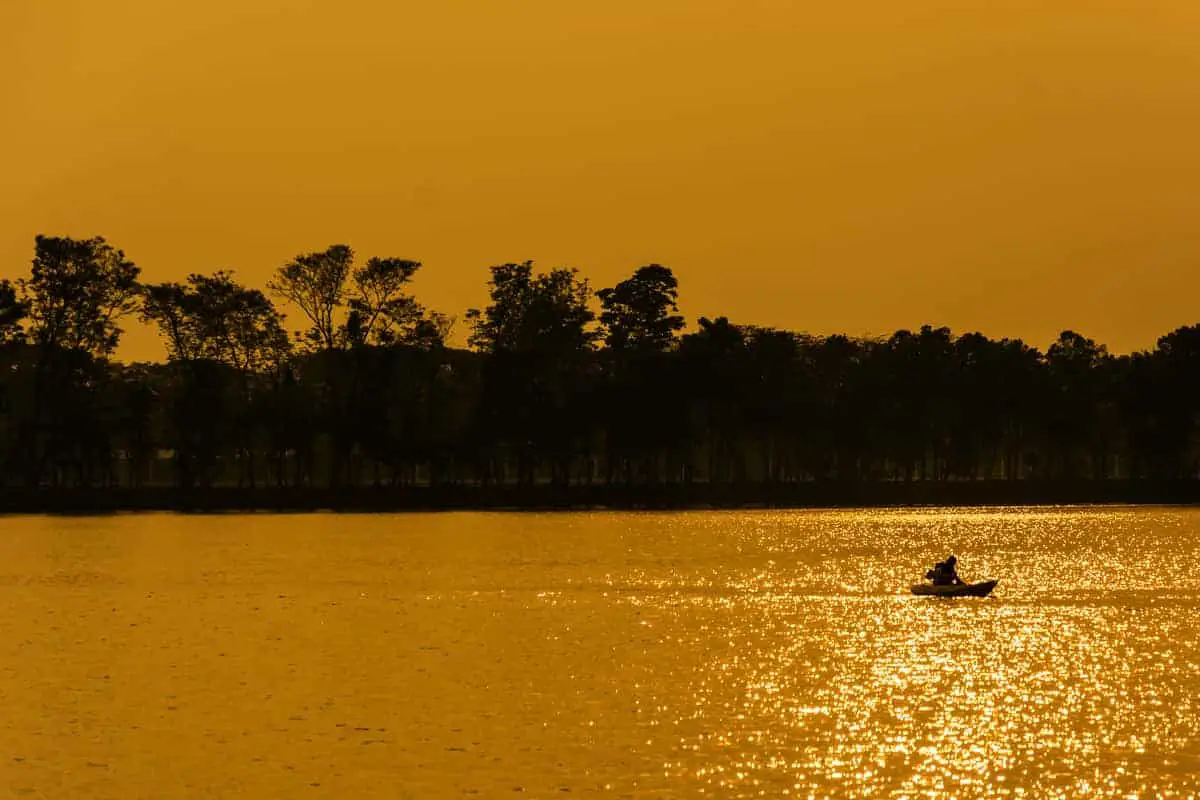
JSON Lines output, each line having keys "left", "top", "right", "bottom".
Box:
{"left": 2, "top": 480, "right": 1199, "bottom": 514}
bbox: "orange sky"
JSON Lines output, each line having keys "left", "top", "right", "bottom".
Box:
{"left": 3, "top": 0, "right": 1199, "bottom": 361}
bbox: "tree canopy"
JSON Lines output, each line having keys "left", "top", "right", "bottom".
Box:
{"left": 21, "top": 235, "right": 141, "bottom": 356}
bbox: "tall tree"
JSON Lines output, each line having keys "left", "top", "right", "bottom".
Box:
{"left": 1123, "top": 325, "right": 1200, "bottom": 479}
{"left": 804, "top": 333, "right": 872, "bottom": 480}
{"left": 596, "top": 265, "right": 687, "bottom": 484}
{"left": 679, "top": 317, "right": 752, "bottom": 482}
{"left": 268, "top": 244, "right": 354, "bottom": 350}
{"left": 1045, "top": 330, "right": 1110, "bottom": 478}
{"left": 12, "top": 236, "right": 140, "bottom": 487}
{"left": 467, "top": 262, "right": 598, "bottom": 485}
{"left": 20, "top": 235, "right": 141, "bottom": 356}
{"left": 142, "top": 271, "right": 291, "bottom": 487}
{"left": 270, "top": 246, "right": 445, "bottom": 351}
{"left": 143, "top": 271, "right": 289, "bottom": 372}
{"left": 597, "top": 264, "right": 684, "bottom": 353}
{"left": 346, "top": 257, "right": 433, "bottom": 346}
{"left": 467, "top": 262, "right": 597, "bottom": 355}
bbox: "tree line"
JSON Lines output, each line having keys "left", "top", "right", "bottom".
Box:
{"left": 0, "top": 234, "right": 1197, "bottom": 493}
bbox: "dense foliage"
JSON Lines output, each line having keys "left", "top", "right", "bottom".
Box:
{"left": 1, "top": 236, "right": 1197, "bottom": 490}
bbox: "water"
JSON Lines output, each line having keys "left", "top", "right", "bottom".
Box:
{"left": 2, "top": 507, "right": 1199, "bottom": 798}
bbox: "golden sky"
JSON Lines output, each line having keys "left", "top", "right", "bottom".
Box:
{"left": 3, "top": 0, "right": 1199, "bottom": 360}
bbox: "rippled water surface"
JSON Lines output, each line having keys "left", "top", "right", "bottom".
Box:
{"left": 3, "top": 507, "right": 1200, "bottom": 798}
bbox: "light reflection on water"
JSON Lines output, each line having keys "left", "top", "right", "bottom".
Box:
{"left": 618, "top": 508, "right": 1200, "bottom": 799}
{"left": 2, "top": 507, "right": 1200, "bottom": 798}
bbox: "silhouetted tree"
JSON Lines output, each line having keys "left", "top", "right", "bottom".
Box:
{"left": 596, "top": 265, "right": 686, "bottom": 484}
{"left": 11, "top": 236, "right": 141, "bottom": 486}
{"left": 1044, "top": 330, "right": 1110, "bottom": 478}
{"left": 1120, "top": 326, "right": 1200, "bottom": 479}
{"left": 344, "top": 257, "right": 452, "bottom": 347}
{"left": 268, "top": 245, "right": 353, "bottom": 351}
{"left": 142, "top": 271, "right": 290, "bottom": 487}
{"left": 679, "top": 317, "right": 751, "bottom": 482}
{"left": 268, "top": 247, "right": 451, "bottom": 485}
{"left": 1154, "top": 326, "right": 1200, "bottom": 477}
{"left": 143, "top": 273, "right": 288, "bottom": 366}
{"left": 20, "top": 235, "right": 141, "bottom": 357}
{"left": 873, "top": 329, "right": 925, "bottom": 480}
{"left": 467, "top": 262, "right": 596, "bottom": 355}
{"left": 948, "top": 333, "right": 1019, "bottom": 479}
{"left": 793, "top": 333, "right": 863, "bottom": 480}
{"left": 269, "top": 246, "right": 447, "bottom": 351}
{"left": 597, "top": 264, "right": 684, "bottom": 353}
{"left": 467, "top": 262, "right": 598, "bottom": 485}
{"left": 740, "top": 327, "right": 808, "bottom": 483}
{"left": 989, "top": 337, "right": 1044, "bottom": 480}
{"left": 108, "top": 362, "right": 160, "bottom": 487}
{"left": 0, "top": 279, "right": 27, "bottom": 344}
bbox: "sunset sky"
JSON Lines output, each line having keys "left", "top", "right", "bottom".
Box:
{"left": 3, "top": 0, "right": 1199, "bottom": 361}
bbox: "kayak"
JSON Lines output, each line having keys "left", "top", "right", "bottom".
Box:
{"left": 910, "top": 580, "right": 998, "bottom": 598}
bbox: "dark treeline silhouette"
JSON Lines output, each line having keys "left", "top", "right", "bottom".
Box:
{"left": 2, "top": 234, "right": 1199, "bottom": 511}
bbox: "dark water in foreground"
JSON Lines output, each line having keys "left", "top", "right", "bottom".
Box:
{"left": 2, "top": 507, "right": 1199, "bottom": 798}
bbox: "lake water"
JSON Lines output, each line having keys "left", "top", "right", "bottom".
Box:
{"left": 2, "top": 507, "right": 1200, "bottom": 798}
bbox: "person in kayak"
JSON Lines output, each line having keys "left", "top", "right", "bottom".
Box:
{"left": 926, "top": 555, "right": 963, "bottom": 586}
